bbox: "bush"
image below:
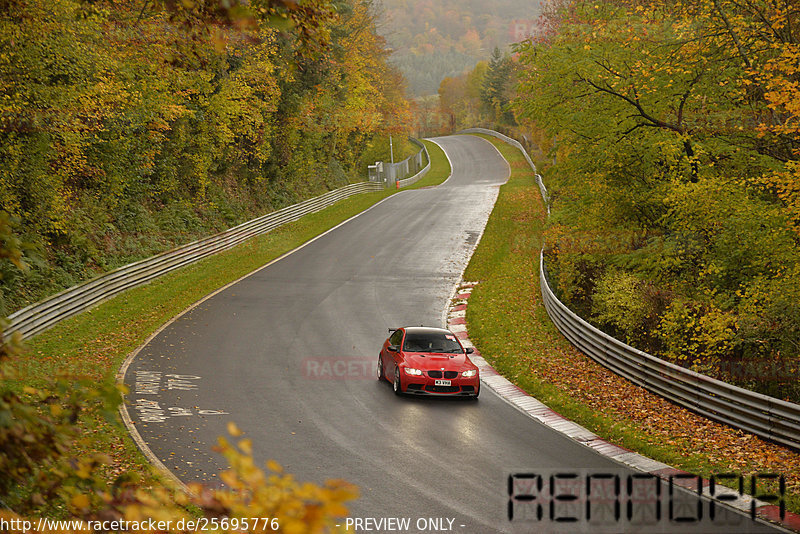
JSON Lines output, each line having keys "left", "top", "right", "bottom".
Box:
{"left": 0, "top": 212, "right": 358, "bottom": 529}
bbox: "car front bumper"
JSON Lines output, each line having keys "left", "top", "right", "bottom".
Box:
{"left": 402, "top": 376, "right": 480, "bottom": 396}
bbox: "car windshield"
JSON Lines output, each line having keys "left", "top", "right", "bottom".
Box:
{"left": 403, "top": 332, "right": 463, "bottom": 353}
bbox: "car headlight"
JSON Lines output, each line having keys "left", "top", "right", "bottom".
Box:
{"left": 404, "top": 367, "right": 423, "bottom": 376}
{"left": 462, "top": 369, "right": 477, "bottom": 378}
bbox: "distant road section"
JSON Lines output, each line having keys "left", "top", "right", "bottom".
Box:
{"left": 123, "top": 135, "right": 777, "bottom": 533}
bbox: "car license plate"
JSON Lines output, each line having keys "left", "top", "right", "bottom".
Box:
{"left": 435, "top": 379, "right": 451, "bottom": 386}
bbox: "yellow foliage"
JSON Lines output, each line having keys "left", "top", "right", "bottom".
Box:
{"left": 658, "top": 299, "right": 737, "bottom": 369}
{"left": 2, "top": 428, "right": 357, "bottom": 534}
{"left": 226, "top": 421, "right": 243, "bottom": 437}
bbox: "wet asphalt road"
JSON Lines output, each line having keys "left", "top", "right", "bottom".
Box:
{"left": 122, "top": 135, "right": 781, "bottom": 533}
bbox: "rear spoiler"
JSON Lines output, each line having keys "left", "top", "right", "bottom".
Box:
{"left": 389, "top": 325, "right": 426, "bottom": 333}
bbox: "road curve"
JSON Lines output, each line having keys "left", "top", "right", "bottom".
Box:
{"left": 122, "top": 135, "right": 777, "bottom": 533}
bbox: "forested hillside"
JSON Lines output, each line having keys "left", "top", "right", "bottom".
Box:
{"left": 376, "top": 0, "right": 542, "bottom": 95}
{"left": 436, "top": 47, "right": 519, "bottom": 135}
{"left": 0, "top": 0, "right": 410, "bottom": 314}
{"left": 510, "top": 0, "right": 800, "bottom": 399}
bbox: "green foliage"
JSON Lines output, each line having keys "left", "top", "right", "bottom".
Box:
{"left": 0, "top": 343, "right": 357, "bottom": 526}
{"left": 436, "top": 61, "right": 488, "bottom": 133}
{"left": 357, "top": 135, "right": 418, "bottom": 169}
{"left": 0, "top": 213, "right": 126, "bottom": 515}
{"left": 463, "top": 132, "right": 800, "bottom": 515}
{"left": 514, "top": 0, "right": 800, "bottom": 398}
{"left": 0, "top": 135, "right": 454, "bottom": 520}
{"left": 0, "top": 0, "right": 411, "bottom": 314}
{"left": 592, "top": 269, "right": 653, "bottom": 346}
{"left": 656, "top": 298, "right": 736, "bottom": 371}
{"left": 481, "top": 48, "right": 516, "bottom": 125}
{"left": 435, "top": 48, "right": 519, "bottom": 136}
{"left": 0, "top": 0, "right": 413, "bottom": 523}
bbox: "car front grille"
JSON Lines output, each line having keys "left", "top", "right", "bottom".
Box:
{"left": 427, "top": 370, "right": 459, "bottom": 379}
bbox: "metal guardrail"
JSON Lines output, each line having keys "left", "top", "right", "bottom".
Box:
{"left": 465, "top": 127, "right": 800, "bottom": 450}
{"left": 458, "top": 128, "right": 549, "bottom": 215}
{"left": 6, "top": 181, "right": 383, "bottom": 340}
{"left": 396, "top": 139, "right": 430, "bottom": 188}
{"left": 540, "top": 253, "right": 800, "bottom": 450}
{"left": 368, "top": 138, "right": 430, "bottom": 187}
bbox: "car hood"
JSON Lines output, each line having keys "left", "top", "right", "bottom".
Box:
{"left": 404, "top": 353, "right": 475, "bottom": 370}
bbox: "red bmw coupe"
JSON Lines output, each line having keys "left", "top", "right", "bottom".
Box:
{"left": 377, "top": 326, "right": 480, "bottom": 398}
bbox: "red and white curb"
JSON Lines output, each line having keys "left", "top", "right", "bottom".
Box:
{"left": 447, "top": 281, "right": 800, "bottom": 533}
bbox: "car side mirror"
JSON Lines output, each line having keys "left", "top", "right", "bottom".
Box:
{"left": 387, "top": 345, "right": 399, "bottom": 352}
{"left": 465, "top": 347, "right": 474, "bottom": 354}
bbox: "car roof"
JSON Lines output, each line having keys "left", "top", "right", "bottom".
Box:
{"left": 401, "top": 326, "right": 452, "bottom": 335}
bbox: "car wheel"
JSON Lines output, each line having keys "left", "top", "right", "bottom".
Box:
{"left": 471, "top": 385, "right": 480, "bottom": 400}
{"left": 377, "top": 356, "right": 385, "bottom": 381}
{"left": 393, "top": 365, "right": 403, "bottom": 395}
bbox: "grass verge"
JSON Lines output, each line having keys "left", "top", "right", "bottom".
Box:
{"left": 411, "top": 140, "right": 450, "bottom": 188}
{"left": 4, "top": 140, "right": 451, "bottom": 489}
{"left": 462, "top": 134, "right": 800, "bottom": 515}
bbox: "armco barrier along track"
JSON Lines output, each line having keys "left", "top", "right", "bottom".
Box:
{"left": 7, "top": 138, "right": 431, "bottom": 342}
{"left": 461, "top": 127, "right": 800, "bottom": 451}
{"left": 6, "top": 182, "right": 386, "bottom": 340}
{"left": 540, "top": 252, "right": 800, "bottom": 450}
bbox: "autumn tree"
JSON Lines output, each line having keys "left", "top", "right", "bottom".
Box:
{"left": 513, "top": 0, "right": 800, "bottom": 397}
{"left": 0, "top": 0, "right": 411, "bottom": 314}
{"left": 0, "top": 0, "right": 389, "bottom": 524}
{"left": 436, "top": 61, "right": 488, "bottom": 133}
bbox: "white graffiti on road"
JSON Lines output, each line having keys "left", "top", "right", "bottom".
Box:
{"left": 132, "top": 371, "right": 228, "bottom": 423}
